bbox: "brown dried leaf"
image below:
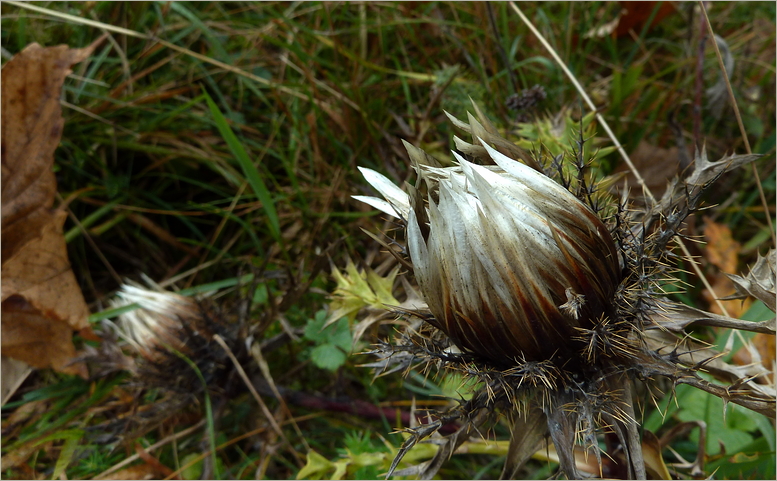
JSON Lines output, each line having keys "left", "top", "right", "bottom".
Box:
{"left": 1, "top": 398, "right": 48, "bottom": 433}
{"left": 702, "top": 217, "right": 750, "bottom": 317}
{"left": 614, "top": 2, "right": 677, "bottom": 38}
{"left": 733, "top": 333, "right": 776, "bottom": 384}
{"left": 612, "top": 140, "right": 685, "bottom": 200}
{"left": 0, "top": 356, "right": 32, "bottom": 405}
{"left": 1, "top": 43, "right": 97, "bottom": 377}
{"left": 656, "top": 147, "right": 761, "bottom": 217}
{"left": 0, "top": 437, "right": 53, "bottom": 471}
{"left": 685, "top": 147, "right": 762, "bottom": 190}
{"left": 95, "top": 463, "right": 166, "bottom": 480}
{"left": 500, "top": 408, "right": 548, "bottom": 479}
{"left": 641, "top": 430, "right": 672, "bottom": 480}
{"left": 643, "top": 329, "right": 776, "bottom": 417}
{"left": 2, "top": 295, "right": 86, "bottom": 376}
{"left": 647, "top": 300, "right": 774, "bottom": 335}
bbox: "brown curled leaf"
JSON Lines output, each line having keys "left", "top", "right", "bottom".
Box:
{"left": 1, "top": 42, "right": 100, "bottom": 377}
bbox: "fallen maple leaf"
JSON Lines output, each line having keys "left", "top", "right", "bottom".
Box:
{"left": 1, "top": 42, "right": 100, "bottom": 379}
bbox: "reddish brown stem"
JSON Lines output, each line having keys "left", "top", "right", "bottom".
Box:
{"left": 252, "top": 377, "right": 459, "bottom": 435}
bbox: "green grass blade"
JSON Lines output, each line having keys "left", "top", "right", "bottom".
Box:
{"left": 202, "top": 90, "right": 281, "bottom": 243}
{"left": 64, "top": 199, "right": 123, "bottom": 243}
{"left": 170, "top": 349, "right": 221, "bottom": 479}
{"left": 178, "top": 273, "right": 255, "bottom": 296}
{"left": 88, "top": 303, "right": 142, "bottom": 323}
{"left": 169, "top": 2, "right": 228, "bottom": 60}
{"left": 52, "top": 431, "right": 83, "bottom": 480}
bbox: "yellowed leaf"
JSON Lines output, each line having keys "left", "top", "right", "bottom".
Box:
{"left": 0, "top": 42, "right": 98, "bottom": 377}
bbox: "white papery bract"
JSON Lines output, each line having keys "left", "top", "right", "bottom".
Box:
{"left": 356, "top": 138, "right": 620, "bottom": 364}
{"left": 111, "top": 283, "right": 200, "bottom": 360}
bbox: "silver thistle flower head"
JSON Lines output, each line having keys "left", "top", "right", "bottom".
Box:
{"left": 354, "top": 105, "right": 774, "bottom": 479}
{"left": 357, "top": 139, "right": 620, "bottom": 364}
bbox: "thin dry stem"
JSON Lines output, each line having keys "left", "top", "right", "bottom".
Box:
{"left": 508, "top": 1, "right": 734, "bottom": 318}
{"left": 56, "top": 192, "right": 122, "bottom": 285}
{"left": 162, "top": 416, "right": 320, "bottom": 481}
{"left": 211, "top": 334, "right": 287, "bottom": 441}
{"left": 699, "top": 1, "right": 775, "bottom": 247}
{"left": 93, "top": 419, "right": 206, "bottom": 479}
{"left": 6, "top": 1, "right": 328, "bottom": 104}
{"left": 250, "top": 342, "right": 312, "bottom": 452}
{"left": 60, "top": 100, "right": 139, "bottom": 137}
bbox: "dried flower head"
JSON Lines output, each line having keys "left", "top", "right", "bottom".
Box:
{"left": 106, "top": 280, "right": 241, "bottom": 401}
{"left": 83, "top": 282, "right": 244, "bottom": 448}
{"left": 354, "top": 103, "right": 774, "bottom": 479}
{"left": 111, "top": 283, "right": 202, "bottom": 361}
{"left": 359, "top": 141, "right": 620, "bottom": 365}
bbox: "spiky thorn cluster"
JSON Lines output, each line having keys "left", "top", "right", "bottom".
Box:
{"left": 370, "top": 316, "right": 641, "bottom": 479}
{"left": 359, "top": 103, "right": 774, "bottom": 480}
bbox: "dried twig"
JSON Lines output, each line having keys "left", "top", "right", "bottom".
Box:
{"left": 93, "top": 419, "right": 206, "bottom": 480}
{"left": 211, "top": 335, "right": 289, "bottom": 443}
{"left": 508, "top": 1, "right": 733, "bottom": 318}
{"left": 699, "top": 1, "right": 775, "bottom": 247}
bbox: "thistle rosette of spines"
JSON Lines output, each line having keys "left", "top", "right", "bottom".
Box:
{"left": 355, "top": 137, "right": 621, "bottom": 366}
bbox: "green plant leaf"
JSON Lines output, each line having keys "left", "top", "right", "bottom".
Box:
{"left": 675, "top": 384, "right": 756, "bottom": 456}
{"left": 181, "top": 453, "right": 203, "bottom": 480}
{"left": 304, "top": 310, "right": 330, "bottom": 344}
{"left": 304, "top": 311, "right": 352, "bottom": 355}
{"left": 706, "top": 435, "right": 776, "bottom": 480}
{"left": 310, "top": 343, "right": 347, "bottom": 371}
{"left": 253, "top": 284, "right": 268, "bottom": 304}
{"left": 33, "top": 429, "right": 84, "bottom": 480}
{"left": 742, "top": 300, "right": 774, "bottom": 321}
{"left": 297, "top": 449, "right": 335, "bottom": 480}
{"left": 329, "top": 261, "right": 400, "bottom": 322}
{"left": 329, "top": 317, "right": 353, "bottom": 353}
{"left": 169, "top": 2, "right": 228, "bottom": 60}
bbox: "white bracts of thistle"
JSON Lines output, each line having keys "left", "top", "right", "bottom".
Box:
{"left": 111, "top": 283, "right": 201, "bottom": 360}
{"left": 355, "top": 138, "right": 621, "bottom": 364}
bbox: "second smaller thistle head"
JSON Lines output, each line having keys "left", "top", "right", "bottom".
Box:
{"left": 355, "top": 137, "right": 622, "bottom": 366}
